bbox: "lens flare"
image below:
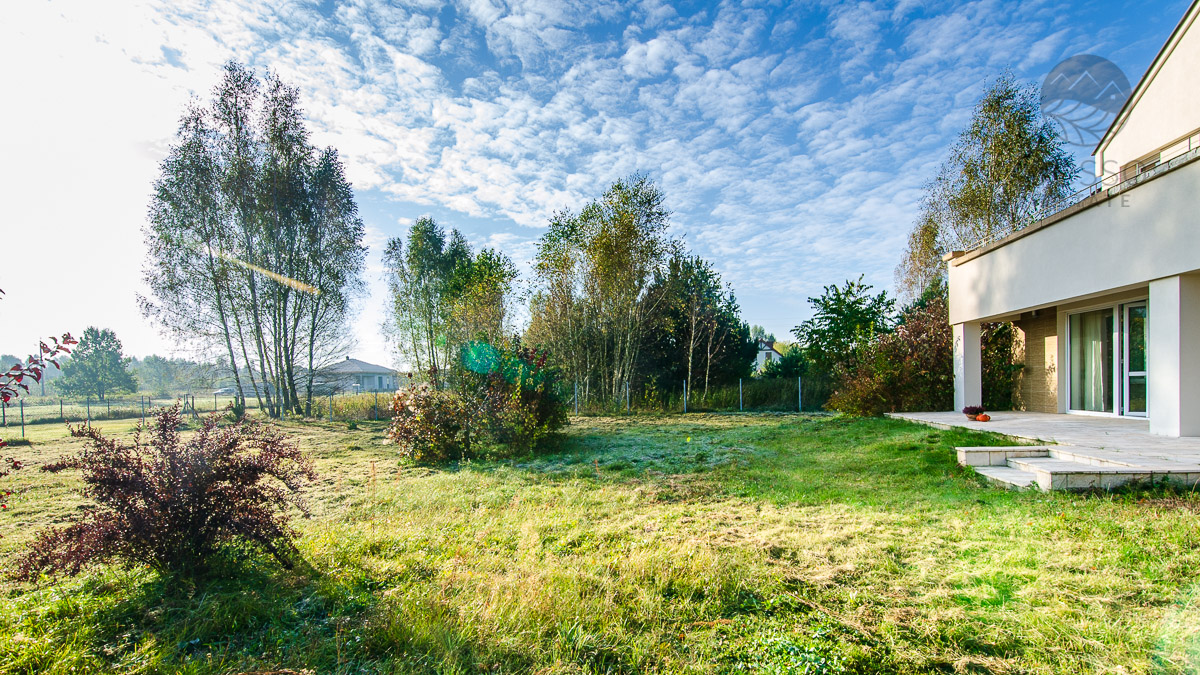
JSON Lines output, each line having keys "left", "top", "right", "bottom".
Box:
{"left": 211, "top": 247, "right": 321, "bottom": 296}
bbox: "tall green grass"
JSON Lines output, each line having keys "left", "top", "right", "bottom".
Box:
{"left": 1, "top": 415, "right": 1198, "bottom": 673}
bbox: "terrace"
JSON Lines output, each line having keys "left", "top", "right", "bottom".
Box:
{"left": 891, "top": 410, "right": 1200, "bottom": 490}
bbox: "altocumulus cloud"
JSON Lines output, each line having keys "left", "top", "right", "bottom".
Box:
{"left": 0, "top": 0, "right": 1185, "bottom": 361}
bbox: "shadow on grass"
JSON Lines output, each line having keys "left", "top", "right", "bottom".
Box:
{"left": 8, "top": 544, "right": 684, "bottom": 674}
{"left": 3, "top": 548, "right": 448, "bottom": 673}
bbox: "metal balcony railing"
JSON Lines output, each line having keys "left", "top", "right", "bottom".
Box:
{"left": 962, "top": 142, "right": 1200, "bottom": 253}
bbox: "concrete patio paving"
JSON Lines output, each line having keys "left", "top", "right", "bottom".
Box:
{"left": 887, "top": 411, "right": 1200, "bottom": 490}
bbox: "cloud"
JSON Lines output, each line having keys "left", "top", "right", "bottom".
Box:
{"left": 2, "top": 0, "right": 1181, "bottom": 360}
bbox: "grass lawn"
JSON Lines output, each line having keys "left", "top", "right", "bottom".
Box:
{"left": 1, "top": 413, "right": 1198, "bottom": 674}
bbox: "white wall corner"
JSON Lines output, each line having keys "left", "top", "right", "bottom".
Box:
{"left": 1148, "top": 275, "right": 1200, "bottom": 437}
{"left": 953, "top": 322, "right": 982, "bottom": 412}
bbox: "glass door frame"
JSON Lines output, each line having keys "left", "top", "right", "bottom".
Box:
{"left": 1122, "top": 301, "right": 1148, "bottom": 418}
{"left": 1065, "top": 303, "right": 1120, "bottom": 417}
{"left": 1064, "top": 298, "right": 1148, "bottom": 418}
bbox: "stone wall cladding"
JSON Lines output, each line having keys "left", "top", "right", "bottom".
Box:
{"left": 1014, "top": 310, "right": 1059, "bottom": 413}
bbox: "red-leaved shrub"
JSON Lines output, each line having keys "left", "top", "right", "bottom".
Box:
{"left": 0, "top": 287, "right": 75, "bottom": 511}
{"left": 828, "top": 296, "right": 954, "bottom": 416}
{"left": 15, "top": 405, "right": 315, "bottom": 580}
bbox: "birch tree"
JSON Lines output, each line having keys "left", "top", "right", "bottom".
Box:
{"left": 384, "top": 218, "right": 516, "bottom": 384}
{"left": 896, "top": 74, "right": 1076, "bottom": 299}
{"left": 142, "top": 61, "right": 365, "bottom": 417}
{"left": 526, "top": 175, "right": 675, "bottom": 401}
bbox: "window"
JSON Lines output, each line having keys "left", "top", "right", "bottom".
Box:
{"left": 1137, "top": 154, "right": 1161, "bottom": 175}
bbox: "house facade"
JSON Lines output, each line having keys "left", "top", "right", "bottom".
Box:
{"left": 755, "top": 339, "right": 785, "bottom": 371}
{"left": 948, "top": 1, "right": 1200, "bottom": 437}
{"left": 321, "top": 357, "right": 399, "bottom": 393}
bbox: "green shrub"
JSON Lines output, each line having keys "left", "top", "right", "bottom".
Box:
{"left": 387, "top": 343, "right": 569, "bottom": 463}
{"left": 228, "top": 397, "right": 246, "bottom": 421}
{"left": 457, "top": 342, "right": 568, "bottom": 454}
{"left": 387, "top": 384, "right": 469, "bottom": 462}
{"left": 982, "top": 322, "right": 1023, "bottom": 410}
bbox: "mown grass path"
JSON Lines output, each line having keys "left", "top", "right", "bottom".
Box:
{"left": 1, "top": 414, "right": 1198, "bottom": 674}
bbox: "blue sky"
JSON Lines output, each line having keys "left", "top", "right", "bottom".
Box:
{"left": 0, "top": 0, "right": 1190, "bottom": 366}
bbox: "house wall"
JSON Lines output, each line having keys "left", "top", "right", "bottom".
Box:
{"left": 1013, "top": 310, "right": 1058, "bottom": 413}
{"left": 1097, "top": 5, "right": 1200, "bottom": 178}
{"left": 948, "top": 157, "right": 1200, "bottom": 325}
{"left": 1148, "top": 274, "right": 1200, "bottom": 436}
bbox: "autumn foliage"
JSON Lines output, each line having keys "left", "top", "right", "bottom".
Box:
{"left": 388, "top": 343, "right": 568, "bottom": 462}
{"left": 827, "top": 296, "right": 954, "bottom": 416}
{"left": 387, "top": 383, "right": 470, "bottom": 463}
{"left": 16, "top": 405, "right": 315, "bottom": 580}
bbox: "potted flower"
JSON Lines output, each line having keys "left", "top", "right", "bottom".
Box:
{"left": 962, "top": 405, "right": 985, "bottom": 421}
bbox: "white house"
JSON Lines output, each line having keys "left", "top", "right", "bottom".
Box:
{"left": 321, "top": 357, "right": 399, "bottom": 393}
{"left": 755, "top": 339, "right": 785, "bottom": 371}
{"left": 948, "top": 0, "right": 1200, "bottom": 436}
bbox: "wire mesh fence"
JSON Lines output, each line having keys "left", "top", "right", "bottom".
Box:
{"left": 0, "top": 394, "right": 249, "bottom": 428}
{"left": 0, "top": 390, "right": 399, "bottom": 438}
{"left": 1, "top": 377, "right": 820, "bottom": 439}
{"left": 568, "top": 376, "right": 823, "bottom": 415}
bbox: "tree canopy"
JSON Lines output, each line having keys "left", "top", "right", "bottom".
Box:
{"left": 141, "top": 61, "right": 366, "bottom": 417}
{"left": 791, "top": 277, "right": 894, "bottom": 402}
{"left": 526, "top": 174, "right": 677, "bottom": 402}
{"left": 384, "top": 218, "right": 517, "bottom": 385}
{"left": 55, "top": 327, "right": 137, "bottom": 401}
{"left": 896, "top": 74, "right": 1077, "bottom": 299}
{"left": 526, "top": 175, "right": 755, "bottom": 406}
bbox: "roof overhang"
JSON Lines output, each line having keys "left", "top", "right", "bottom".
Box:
{"left": 1094, "top": 0, "right": 1200, "bottom": 156}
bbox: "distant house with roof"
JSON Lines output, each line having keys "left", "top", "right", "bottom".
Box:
{"left": 755, "top": 339, "right": 785, "bottom": 371}
{"left": 320, "top": 357, "right": 399, "bottom": 393}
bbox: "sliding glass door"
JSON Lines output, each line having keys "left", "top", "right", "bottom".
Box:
{"left": 1068, "top": 301, "right": 1148, "bottom": 416}
{"left": 1069, "top": 308, "right": 1114, "bottom": 413}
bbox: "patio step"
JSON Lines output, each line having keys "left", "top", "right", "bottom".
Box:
{"left": 974, "top": 466, "right": 1037, "bottom": 490}
{"left": 957, "top": 446, "right": 1050, "bottom": 467}
{"left": 1006, "top": 457, "right": 1153, "bottom": 491}
{"left": 957, "top": 445, "right": 1200, "bottom": 491}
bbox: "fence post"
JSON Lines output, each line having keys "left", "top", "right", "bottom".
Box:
{"left": 798, "top": 376, "right": 803, "bottom": 412}
{"left": 140, "top": 396, "right": 145, "bottom": 424}
{"left": 329, "top": 393, "right": 333, "bottom": 422}
{"left": 86, "top": 397, "right": 91, "bottom": 426}
{"left": 60, "top": 399, "right": 63, "bottom": 422}
{"left": 739, "top": 378, "right": 743, "bottom": 412}
{"left": 107, "top": 398, "right": 111, "bottom": 416}
{"left": 20, "top": 400, "right": 24, "bottom": 438}
{"left": 683, "top": 380, "right": 687, "bottom": 414}
{"left": 574, "top": 381, "right": 579, "bottom": 416}
{"left": 374, "top": 391, "right": 379, "bottom": 421}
